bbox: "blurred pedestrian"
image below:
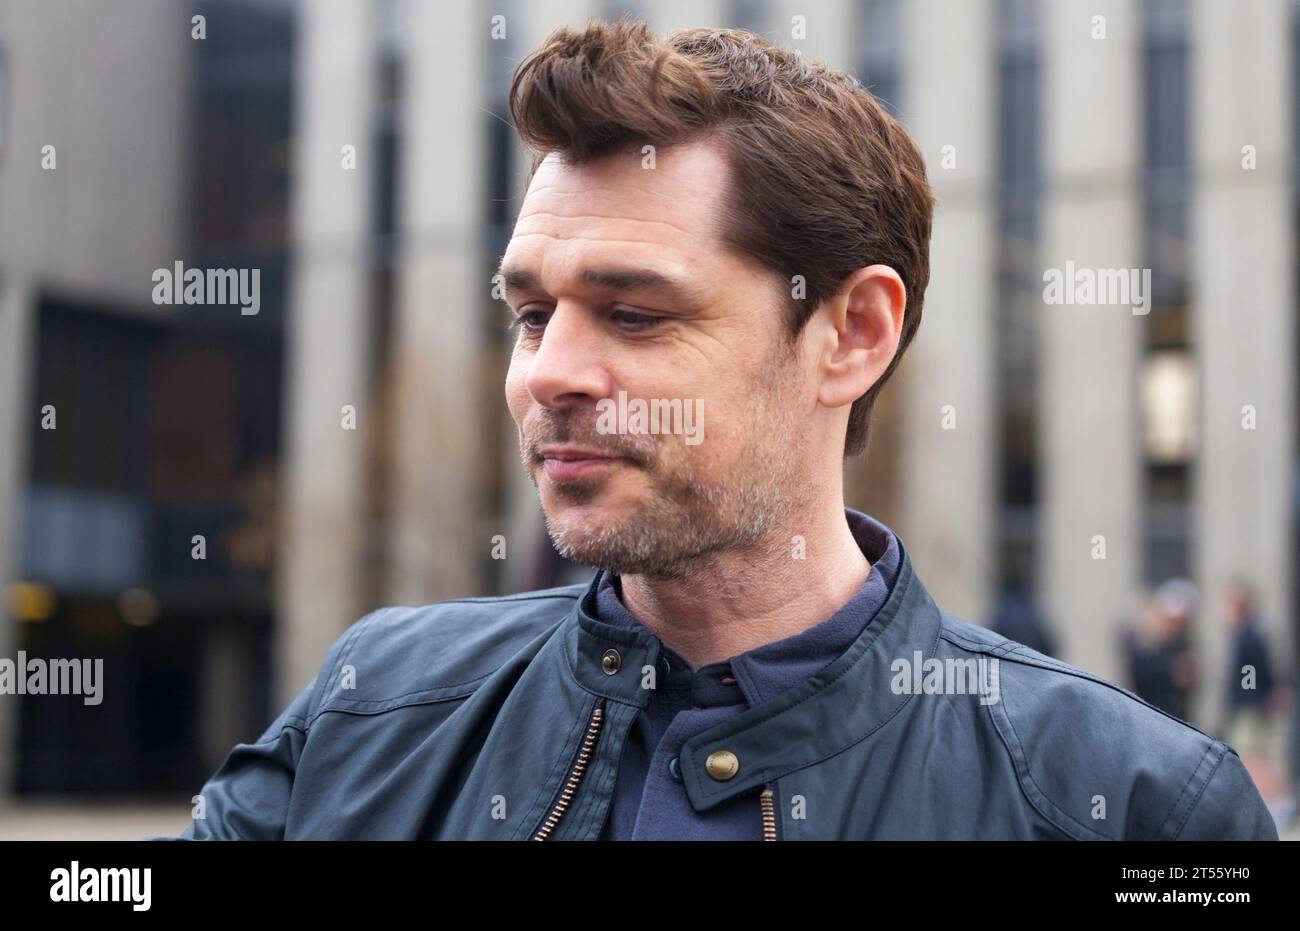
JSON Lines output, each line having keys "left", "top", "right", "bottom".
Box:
{"left": 1123, "top": 579, "right": 1198, "bottom": 722}
{"left": 1219, "top": 579, "right": 1291, "bottom": 822}
{"left": 990, "top": 586, "right": 1057, "bottom": 658}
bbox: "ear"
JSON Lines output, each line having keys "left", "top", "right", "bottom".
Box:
{"left": 816, "top": 265, "right": 906, "bottom": 411}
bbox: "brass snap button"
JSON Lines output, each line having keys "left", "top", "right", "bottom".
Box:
{"left": 601, "top": 648, "right": 622, "bottom": 675}
{"left": 705, "top": 750, "right": 740, "bottom": 781}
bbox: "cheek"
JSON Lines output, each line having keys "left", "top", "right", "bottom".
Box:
{"left": 504, "top": 355, "right": 529, "bottom": 421}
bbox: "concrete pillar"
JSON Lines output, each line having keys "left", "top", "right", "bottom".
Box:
{"left": 1190, "top": 0, "right": 1295, "bottom": 726}
{"left": 277, "top": 0, "right": 377, "bottom": 706}
{"left": 385, "top": 0, "right": 488, "bottom": 604}
{"left": 199, "top": 625, "right": 246, "bottom": 771}
{"left": 895, "top": 0, "right": 998, "bottom": 624}
{"left": 0, "top": 276, "right": 36, "bottom": 800}
{"left": 1039, "top": 0, "right": 1143, "bottom": 681}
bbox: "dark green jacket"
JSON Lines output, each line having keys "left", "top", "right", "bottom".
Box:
{"left": 170, "top": 538, "right": 1277, "bottom": 840}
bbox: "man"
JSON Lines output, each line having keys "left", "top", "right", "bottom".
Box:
{"left": 1220, "top": 580, "right": 1286, "bottom": 814}
{"left": 171, "top": 21, "right": 1275, "bottom": 840}
{"left": 1124, "top": 580, "right": 1199, "bottom": 722}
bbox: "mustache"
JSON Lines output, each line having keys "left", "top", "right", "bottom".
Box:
{"left": 524, "top": 414, "right": 656, "bottom": 465}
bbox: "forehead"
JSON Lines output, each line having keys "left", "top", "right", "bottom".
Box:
{"left": 506, "top": 141, "right": 734, "bottom": 279}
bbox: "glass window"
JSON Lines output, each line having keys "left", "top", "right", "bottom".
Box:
{"left": 995, "top": 0, "right": 1042, "bottom": 601}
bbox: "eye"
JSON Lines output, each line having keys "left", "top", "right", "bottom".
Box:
{"left": 611, "top": 308, "right": 664, "bottom": 331}
{"left": 509, "top": 307, "right": 551, "bottom": 336}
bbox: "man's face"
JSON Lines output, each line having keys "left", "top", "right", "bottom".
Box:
{"left": 502, "top": 141, "right": 814, "bottom": 578}
{"left": 1222, "top": 586, "right": 1249, "bottom": 627}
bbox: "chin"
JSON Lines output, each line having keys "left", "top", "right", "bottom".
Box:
{"left": 539, "top": 463, "right": 638, "bottom": 507}
{"left": 542, "top": 489, "right": 635, "bottom": 542}
{"left": 542, "top": 495, "right": 626, "bottom": 533}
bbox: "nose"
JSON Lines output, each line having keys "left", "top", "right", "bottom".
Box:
{"left": 524, "top": 304, "right": 613, "bottom": 411}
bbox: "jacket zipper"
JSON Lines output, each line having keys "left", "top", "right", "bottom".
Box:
{"left": 759, "top": 784, "right": 779, "bottom": 841}
{"left": 531, "top": 701, "right": 605, "bottom": 840}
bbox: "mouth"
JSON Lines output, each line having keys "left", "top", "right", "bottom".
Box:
{"left": 538, "top": 446, "right": 629, "bottom": 482}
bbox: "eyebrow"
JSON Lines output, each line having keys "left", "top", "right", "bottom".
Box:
{"left": 497, "top": 263, "right": 708, "bottom": 309}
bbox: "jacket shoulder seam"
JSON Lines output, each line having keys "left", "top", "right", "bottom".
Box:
{"left": 984, "top": 674, "right": 1108, "bottom": 840}
{"left": 307, "top": 607, "right": 390, "bottom": 723}
{"left": 937, "top": 629, "right": 1110, "bottom": 839}
{"left": 307, "top": 606, "right": 570, "bottom": 720}
{"left": 432, "top": 587, "right": 586, "bottom": 606}
{"left": 308, "top": 676, "right": 489, "bottom": 723}
{"left": 254, "top": 715, "right": 308, "bottom": 745}
{"left": 938, "top": 626, "right": 1217, "bottom": 741}
{"left": 940, "top": 626, "right": 1226, "bottom": 840}
{"left": 1166, "top": 740, "right": 1230, "bottom": 840}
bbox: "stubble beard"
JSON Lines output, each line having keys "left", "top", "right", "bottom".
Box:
{"left": 525, "top": 345, "right": 808, "bottom": 580}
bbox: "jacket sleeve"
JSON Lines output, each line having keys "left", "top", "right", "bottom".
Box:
{"left": 1175, "top": 744, "right": 1279, "bottom": 840}
{"left": 159, "top": 680, "right": 316, "bottom": 840}
{"left": 149, "top": 612, "right": 375, "bottom": 841}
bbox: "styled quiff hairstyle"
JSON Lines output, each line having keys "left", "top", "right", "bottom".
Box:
{"left": 508, "top": 18, "right": 935, "bottom": 457}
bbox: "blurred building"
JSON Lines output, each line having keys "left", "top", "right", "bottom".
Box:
{"left": 0, "top": 0, "right": 292, "bottom": 797}
{"left": 0, "top": 0, "right": 1295, "bottom": 805}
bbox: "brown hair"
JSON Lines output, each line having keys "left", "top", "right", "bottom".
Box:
{"left": 509, "top": 18, "right": 935, "bottom": 456}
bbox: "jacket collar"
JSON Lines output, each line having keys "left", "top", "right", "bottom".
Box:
{"left": 591, "top": 513, "right": 900, "bottom": 709}
{"left": 565, "top": 589, "right": 663, "bottom": 708}
{"left": 562, "top": 523, "right": 944, "bottom": 811}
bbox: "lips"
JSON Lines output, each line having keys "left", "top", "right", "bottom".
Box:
{"left": 539, "top": 446, "right": 626, "bottom": 481}
{"left": 540, "top": 447, "right": 617, "bottom": 462}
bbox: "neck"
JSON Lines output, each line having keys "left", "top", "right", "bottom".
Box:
{"left": 618, "top": 499, "right": 870, "bottom": 669}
